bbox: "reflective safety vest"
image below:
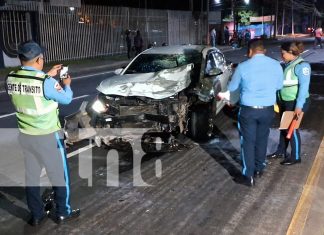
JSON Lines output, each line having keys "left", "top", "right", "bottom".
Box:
{"left": 6, "top": 69, "right": 61, "bottom": 135}
{"left": 280, "top": 57, "right": 309, "bottom": 101}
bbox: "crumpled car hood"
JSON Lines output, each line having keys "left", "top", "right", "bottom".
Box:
{"left": 97, "top": 64, "right": 193, "bottom": 99}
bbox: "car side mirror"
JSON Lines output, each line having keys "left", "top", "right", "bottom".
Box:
{"left": 208, "top": 68, "right": 223, "bottom": 76}
{"left": 114, "top": 68, "right": 123, "bottom": 75}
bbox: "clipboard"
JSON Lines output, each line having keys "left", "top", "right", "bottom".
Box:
{"left": 279, "top": 111, "right": 304, "bottom": 130}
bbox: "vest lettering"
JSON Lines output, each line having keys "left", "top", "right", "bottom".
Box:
{"left": 6, "top": 69, "right": 61, "bottom": 135}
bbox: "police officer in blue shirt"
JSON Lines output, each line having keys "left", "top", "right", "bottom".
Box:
{"left": 267, "top": 41, "right": 311, "bottom": 165}
{"left": 227, "top": 39, "right": 284, "bottom": 186}
{"left": 6, "top": 41, "right": 80, "bottom": 225}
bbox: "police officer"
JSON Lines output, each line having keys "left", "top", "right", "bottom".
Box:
{"left": 6, "top": 41, "right": 80, "bottom": 225}
{"left": 267, "top": 41, "right": 311, "bottom": 165}
{"left": 226, "top": 39, "right": 284, "bottom": 186}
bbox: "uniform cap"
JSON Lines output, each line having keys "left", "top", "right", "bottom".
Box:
{"left": 17, "top": 41, "right": 45, "bottom": 61}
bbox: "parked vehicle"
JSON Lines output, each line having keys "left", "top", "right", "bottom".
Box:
{"left": 64, "top": 45, "right": 233, "bottom": 150}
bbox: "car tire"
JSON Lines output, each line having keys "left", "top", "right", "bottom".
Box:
{"left": 189, "top": 109, "right": 210, "bottom": 141}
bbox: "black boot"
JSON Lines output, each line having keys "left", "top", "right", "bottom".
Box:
{"left": 234, "top": 175, "right": 255, "bottom": 187}
{"left": 280, "top": 158, "right": 301, "bottom": 165}
{"left": 267, "top": 152, "right": 285, "bottom": 159}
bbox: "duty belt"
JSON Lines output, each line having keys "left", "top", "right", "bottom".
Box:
{"left": 241, "top": 105, "right": 273, "bottom": 109}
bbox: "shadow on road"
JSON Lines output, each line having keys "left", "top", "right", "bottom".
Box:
{"left": 0, "top": 186, "right": 29, "bottom": 222}
{"left": 197, "top": 106, "right": 242, "bottom": 181}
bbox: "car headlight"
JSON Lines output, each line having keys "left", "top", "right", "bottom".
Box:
{"left": 92, "top": 100, "right": 107, "bottom": 113}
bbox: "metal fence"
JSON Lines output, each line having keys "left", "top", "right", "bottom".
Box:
{"left": 0, "top": 11, "right": 31, "bottom": 57}
{"left": 0, "top": 3, "right": 207, "bottom": 62}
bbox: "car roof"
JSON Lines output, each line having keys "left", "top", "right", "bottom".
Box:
{"left": 142, "top": 45, "right": 206, "bottom": 55}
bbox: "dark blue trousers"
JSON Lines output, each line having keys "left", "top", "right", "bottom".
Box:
{"left": 19, "top": 131, "right": 71, "bottom": 219}
{"left": 276, "top": 99, "right": 310, "bottom": 160}
{"left": 238, "top": 106, "right": 274, "bottom": 177}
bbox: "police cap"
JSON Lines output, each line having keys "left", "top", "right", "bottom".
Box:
{"left": 17, "top": 41, "right": 45, "bottom": 61}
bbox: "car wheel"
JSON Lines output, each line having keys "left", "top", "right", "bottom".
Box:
{"left": 189, "top": 109, "right": 210, "bottom": 141}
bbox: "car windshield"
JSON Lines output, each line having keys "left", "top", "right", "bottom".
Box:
{"left": 124, "top": 52, "right": 201, "bottom": 74}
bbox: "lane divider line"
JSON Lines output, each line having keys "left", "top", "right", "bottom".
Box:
{"left": 40, "top": 142, "right": 95, "bottom": 178}
{"left": 72, "top": 94, "right": 90, "bottom": 100}
{"left": 0, "top": 94, "right": 92, "bottom": 119}
{"left": 0, "top": 113, "right": 16, "bottom": 119}
{"left": 286, "top": 137, "right": 324, "bottom": 235}
{"left": 71, "top": 70, "right": 114, "bottom": 80}
{"left": 67, "top": 143, "right": 95, "bottom": 158}
{"left": 0, "top": 70, "right": 114, "bottom": 94}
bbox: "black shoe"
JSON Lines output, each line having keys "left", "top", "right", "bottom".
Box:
{"left": 42, "top": 190, "right": 54, "bottom": 215}
{"left": 267, "top": 152, "right": 285, "bottom": 159}
{"left": 56, "top": 209, "right": 80, "bottom": 224}
{"left": 234, "top": 175, "right": 255, "bottom": 187}
{"left": 28, "top": 214, "right": 47, "bottom": 226}
{"left": 280, "top": 158, "right": 301, "bottom": 165}
{"left": 254, "top": 171, "right": 263, "bottom": 178}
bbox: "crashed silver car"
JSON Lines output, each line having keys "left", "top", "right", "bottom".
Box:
{"left": 65, "top": 45, "right": 233, "bottom": 149}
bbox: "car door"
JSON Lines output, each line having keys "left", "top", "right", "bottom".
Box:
{"left": 202, "top": 49, "right": 232, "bottom": 115}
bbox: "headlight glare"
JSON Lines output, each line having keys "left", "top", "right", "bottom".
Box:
{"left": 92, "top": 100, "right": 107, "bottom": 113}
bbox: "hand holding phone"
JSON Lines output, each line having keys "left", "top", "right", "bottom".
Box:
{"left": 60, "top": 65, "right": 69, "bottom": 79}
{"left": 62, "top": 74, "right": 72, "bottom": 86}
{"left": 47, "top": 64, "right": 62, "bottom": 77}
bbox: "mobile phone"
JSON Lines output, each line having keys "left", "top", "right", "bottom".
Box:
{"left": 60, "top": 65, "right": 69, "bottom": 79}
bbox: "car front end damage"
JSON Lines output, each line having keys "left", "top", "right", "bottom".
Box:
{"left": 64, "top": 46, "right": 232, "bottom": 150}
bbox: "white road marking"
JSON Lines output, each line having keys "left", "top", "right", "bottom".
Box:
{"left": 72, "top": 94, "right": 90, "bottom": 100}
{"left": 0, "top": 113, "right": 16, "bottom": 119}
{"left": 73, "top": 70, "right": 114, "bottom": 80}
{"left": 0, "top": 70, "right": 114, "bottom": 94}
{"left": 0, "top": 94, "right": 91, "bottom": 119}
{"left": 40, "top": 142, "right": 96, "bottom": 178}
{"left": 67, "top": 143, "right": 95, "bottom": 158}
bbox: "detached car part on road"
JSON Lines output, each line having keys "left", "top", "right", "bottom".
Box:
{"left": 64, "top": 45, "right": 233, "bottom": 150}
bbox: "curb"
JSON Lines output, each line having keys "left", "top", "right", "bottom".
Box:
{"left": 286, "top": 137, "right": 324, "bottom": 235}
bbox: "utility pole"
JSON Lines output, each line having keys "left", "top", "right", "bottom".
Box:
{"left": 201, "top": 0, "right": 203, "bottom": 44}
{"left": 282, "top": 7, "right": 285, "bottom": 35}
{"left": 231, "top": 0, "right": 235, "bottom": 31}
{"left": 291, "top": 0, "right": 294, "bottom": 35}
{"left": 274, "top": 0, "right": 278, "bottom": 38}
{"left": 262, "top": 6, "right": 264, "bottom": 35}
{"left": 206, "top": 0, "right": 209, "bottom": 45}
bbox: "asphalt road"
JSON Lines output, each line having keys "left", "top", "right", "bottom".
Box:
{"left": 0, "top": 45, "right": 323, "bottom": 234}
{"left": 0, "top": 72, "right": 113, "bottom": 128}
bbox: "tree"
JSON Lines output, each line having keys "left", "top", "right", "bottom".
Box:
{"left": 237, "top": 10, "right": 257, "bottom": 25}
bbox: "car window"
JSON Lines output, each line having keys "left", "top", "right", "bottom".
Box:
{"left": 205, "top": 51, "right": 225, "bottom": 74}
{"left": 177, "top": 52, "right": 201, "bottom": 66}
{"left": 125, "top": 54, "right": 178, "bottom": 74}
{"left": 213, "top": 51, "right": 225, "bottom": 68}
{"left": 205, "top": 52, "right": 217, "bottom": 74}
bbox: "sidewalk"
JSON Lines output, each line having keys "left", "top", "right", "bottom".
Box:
{"left": 287, "top": 137, "right": 324, "bottom": 235}
{"left": 0, "top": 45, "right": 236, "bottom": 92}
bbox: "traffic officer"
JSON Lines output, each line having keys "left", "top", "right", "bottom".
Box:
{"left": 225, "top": 39, "right": 284, "bottom": 186}
{"left": 267, "top": 41, "right": 311, "bottom": 165}
{"left": 6, "top": 41, "right": 80, "bottom": 225}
